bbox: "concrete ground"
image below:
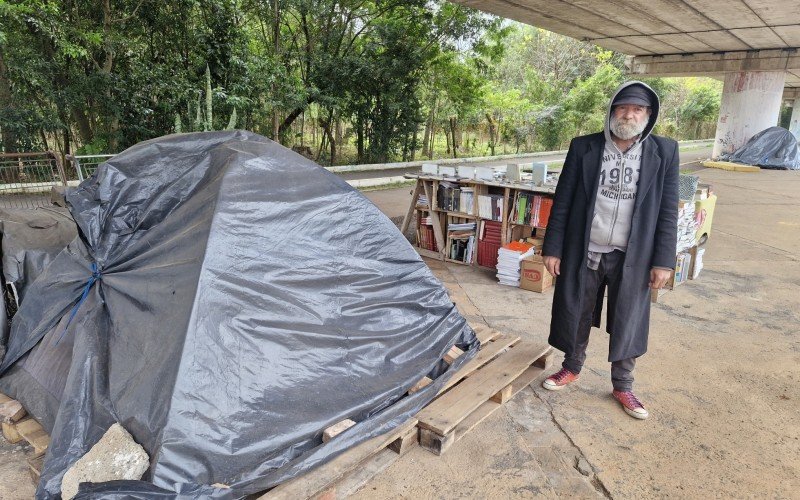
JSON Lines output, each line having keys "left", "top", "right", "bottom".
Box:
{"left": 353, "top": 165, "right": 800, "bottom": 498}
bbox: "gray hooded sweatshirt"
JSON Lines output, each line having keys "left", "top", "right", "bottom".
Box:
{"left": 588, "top": 82, "right": 660, "bottom": 254}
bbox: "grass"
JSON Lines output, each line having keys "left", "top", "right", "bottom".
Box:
{"left": 356, "top": 180, "right": 416, "bottom": 192}
{"left": 678, "top": 142, "right": 713, "bottom": 152}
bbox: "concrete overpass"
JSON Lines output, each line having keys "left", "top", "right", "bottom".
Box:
{"left": 454, "top": 0, "right": 800, "bottom": 156}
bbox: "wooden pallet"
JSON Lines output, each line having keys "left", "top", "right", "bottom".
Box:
{"left": 261, "top": 324, "right": 501, "bottom": 498}
{"left": 261, "top": 418, "right": 418, "bottom": 500}
{"left": 416, "top": 340, "right": 553, "bottom": 455}
{"left": 262, "top": 323, "right": 505, "bottom": 498}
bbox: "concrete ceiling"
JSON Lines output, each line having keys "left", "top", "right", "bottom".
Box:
{"left": 453, "top": 0, "right": 800, "bottom": 89}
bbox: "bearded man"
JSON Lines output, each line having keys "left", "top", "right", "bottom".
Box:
{"left": 540, "top": 81, "right": 678, "bottom": 420}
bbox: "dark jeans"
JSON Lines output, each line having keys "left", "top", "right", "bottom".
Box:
{"left": 561, "top": 250, "right": 637, "bottom": 392}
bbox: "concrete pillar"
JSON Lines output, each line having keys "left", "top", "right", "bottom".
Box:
{"left": 790, "top": 98, "right": 800, "bottom": 140}
{"left": 712, "top": 71, "right": 786, "bottom": 159}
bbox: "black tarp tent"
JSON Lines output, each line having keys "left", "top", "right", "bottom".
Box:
{"left": 0, "top": 207, "right": 77, "bottom": 355}
{"left": 0, "top": 131, "right": 477, "bottom": 498}
{"left": 719, "top": 126, "right": 800, "bottom": 170}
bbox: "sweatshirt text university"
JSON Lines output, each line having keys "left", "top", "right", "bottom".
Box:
{"left": 588, "top": 140, "right": 642, "bottom": 253}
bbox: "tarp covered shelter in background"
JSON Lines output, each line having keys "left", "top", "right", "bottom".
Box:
{"left": 719, "top": 126, "right": 800, "bottom": 170}
{"left": 0, "top": 131, "right": 478, "bottom": 499}
{"left": 0, "top": 207, "right": 77, "bottom": 354}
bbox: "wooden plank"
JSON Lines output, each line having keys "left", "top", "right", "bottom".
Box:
{"left": 419, "top": 363, "right": 546, "bottom": 456}
{"left": 443, "top": 346, "right": 464, "bottom": 364}
{"left": 262, "top": 419, "right": 418, "bottom": 500}
{"left": 438, "top": 334, "right": 521, "bottom": 396}
{"left": 410, "top": 331, "right": 518, "bottom": 399}
{"left": 387, "top": 425, "right": 418, "bottom": 456}
{"left": 419, "top": 427, "right": 455, "bottom": 456}
{"left": 533, "top": 349, "right": 555, "bottom": 369}
{"left": 0, "top": 393, "right": 11, "bottom": 403}
{"left": 0, "top": 399, "right": 26, "bottom": 423}
{"left": 423, "top": 181, "right": 446, "bottom": 254}
{"left": 28, "top": 455, "right": 44, "bottom": 482}
{"left": 650, "top": 287, "right": 668, "bottom": 303}
{"left": 470, "top": 323, "right": 501, "bottom": 345}
{"left": 322, "top": 419, "right": 356, "bottom": 443}
{"left": 315, "top": 448, "right": 399, "bottom": 499}
{"left": 400, "top": 181, "right": 423, "bottom": 236}
{"left": 2, "top": 421, "right": 23, "bottom": 444}
{"left": 418, "top": 342, "right": 550, "bottom": 435}
{"left": 501, "top": 187, "right": 511, "bottom": 244}
{"left": 15, "top": 418, "right": 49, "bottom": 456}
{"left": 489, "top": 384, "right": 512, "bottom": 404}
{"left": 701, "top": 160, "right": 760, "bottom": 172}
{"left": 408, "top": 377, "right": 432, "bottom": 394}
{"left": 413, "top": 246, "right": 442, "bottom": 260}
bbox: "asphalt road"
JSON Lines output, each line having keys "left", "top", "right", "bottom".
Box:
{"left": 337, "top": 142, "right": 713, "bottom": 181}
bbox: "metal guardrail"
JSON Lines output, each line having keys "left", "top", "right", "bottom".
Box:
{"left": 0, "top": 152, "right": 68, "bottom": 209}
{"left": 66, "top": 154, "right": 116, "bottom": 181}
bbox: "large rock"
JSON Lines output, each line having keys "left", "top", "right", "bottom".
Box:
{"left": 60, "top": 423, "right": 149, "bottom": 500}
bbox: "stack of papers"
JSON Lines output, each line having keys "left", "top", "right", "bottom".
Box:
{"left": 496, "top": 242, "right": 535, "bottom": 286}
{"left": 448, "top": 222, "right": 476, "bottom": 231}
{"left": 676, "top": 202, "right": 696, "bottom": 252}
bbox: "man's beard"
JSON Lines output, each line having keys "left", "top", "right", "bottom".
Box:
{"left": 610, "top": 115, "right": 648, "bottom": 140}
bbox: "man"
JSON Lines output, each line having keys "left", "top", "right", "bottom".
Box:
{"left": 540, "top": 81, "right": 678, "bottom": 420}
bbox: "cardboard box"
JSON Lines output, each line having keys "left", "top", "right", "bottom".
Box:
{"left": 520, "top": 255, "right": 554, "bottom": 293}
{"left": 694, "top": 194, "right": 717, "bottom": 245}
{"left": 524, "top": 237, "right": 544, "bottom": 253}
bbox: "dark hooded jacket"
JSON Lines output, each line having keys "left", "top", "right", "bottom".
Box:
{"left": 542, "top": 81, "right": 679, "bottom": 362}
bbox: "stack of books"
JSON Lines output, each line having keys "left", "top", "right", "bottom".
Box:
{"left": 448, "top": 234, "right": 475, "bottom": 263}
{"left": 448, "top": 222, "right": 476, "bottom": 264}
{"left": 496, "top": 241, "right": 535, "bottom": 287}
{"left": 511, "top": 193, "right": 553, "bottom": 227}
{"left": 459, "top": 187, "right": 474, "bottom": 214}
{"left": 673, "top": 251, "right": 692, "bottom": 285}
{"left": 417, "top": 194, "right": 428, "bottom": 208}
{"left": 437, "top": 183, "right": 460, "bottom": 212}
{"left": 477, "top": 220, "right": 503, "bottom": 268}
{"left": 448, "top": 222, "right": 475, "bottom": 231}
{"left": 478, "top": 194, "right": 504, "bottom": 221}
{"left": 417, "top": 216, "right": 437, "bottom": 251}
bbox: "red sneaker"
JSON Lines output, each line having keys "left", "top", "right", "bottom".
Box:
{"left": 613, "top": 390, "right": 650, "bottom": 420}
{"left": 542, "top": 368, "right": 580, "bottom": 391}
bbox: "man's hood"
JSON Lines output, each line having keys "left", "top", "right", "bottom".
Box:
{"left": 604, "top": 80, "right": 660, "bottom": 145}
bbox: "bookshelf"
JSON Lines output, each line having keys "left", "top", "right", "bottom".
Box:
{"left": 401, "top": 174, "right": 556, "bottom": 269}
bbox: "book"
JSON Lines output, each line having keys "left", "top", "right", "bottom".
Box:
{"left": 496, "top": 242, "right": 535, "bottom": 286}
{"left": 478, "top": 194, "right": 504, "bottom": 221}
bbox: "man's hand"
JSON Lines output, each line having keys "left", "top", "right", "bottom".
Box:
{"left": 649, "top": 267, "right": 672, "bottom": 289}
{"left": 543, "top": 256, "right": 561, "bottom": 277}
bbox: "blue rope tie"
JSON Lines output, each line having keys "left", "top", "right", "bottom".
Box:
{"left": 55, "top": 262, "right": 102, "bottom": 345}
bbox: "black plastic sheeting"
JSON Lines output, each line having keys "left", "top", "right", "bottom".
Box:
{"left": 719, "top": 126, "right": 800, "bottom": 170}
{"left": 0, "top": 131, "right": 478, "bottom": 498}
{"left": 0, "top": 207, "right": 77, "bottom": 354}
